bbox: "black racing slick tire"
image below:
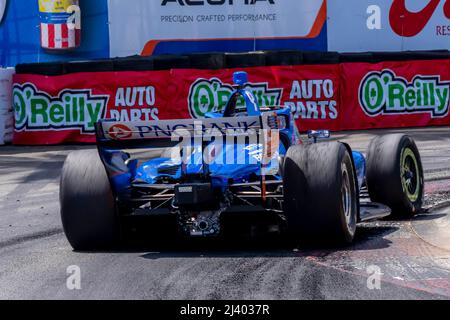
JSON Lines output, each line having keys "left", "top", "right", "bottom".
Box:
{"left": 60, "top": 150, "right": 119, "bottom": 251}
{"left": 283, "top": 143, "right": 358, "bottom": 245}
{"left": 366, "top": 134, "right": 424, "bottom": 217}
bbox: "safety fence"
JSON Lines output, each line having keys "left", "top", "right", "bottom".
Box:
{"left": 11, "top": 50, "right": 450, "bottom": 145}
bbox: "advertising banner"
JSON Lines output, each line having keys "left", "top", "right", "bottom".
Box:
{"left": 12, "top": 65, "right": 341, "bottom": 144}
{"left": 13, "top": 70, "right": 171, "bottom": 144}
{"left": 12, "top": 59, "right": 450, "bottom": 145}
{"left": 328, "top": 0, "right": 450, "bottom": 52}
{"left": 171, "top": 66, "right": 340, "bottom": 128}
{"left": 38, "top": 0, "right": 81, "bottom": 51}
{"left": 0, "top": 0, "right": 109, "bottom": 67}
{"left": 341, "top": 59, "right": 450, "bottom": 130}
{"left": 108, "top": 0, "right": 327, "bottom": 57}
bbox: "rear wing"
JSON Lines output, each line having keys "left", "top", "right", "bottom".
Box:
{"left": 97, "top": 114, "right": 281, "bottom": 177}
{"left": 97, "top": 114, "right": 280, "bottom": 142}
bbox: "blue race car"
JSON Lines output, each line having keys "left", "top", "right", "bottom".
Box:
{"left": 60, "top": 72, "right": 424, "bottom": 250}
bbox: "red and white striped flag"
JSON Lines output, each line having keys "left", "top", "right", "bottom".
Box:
{"left": 40, "top": 23, "right": 81, "bottom": 50}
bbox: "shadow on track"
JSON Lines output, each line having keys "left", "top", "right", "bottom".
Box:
{"left": 76, "top": 223, "right": 399, "bottom": 259}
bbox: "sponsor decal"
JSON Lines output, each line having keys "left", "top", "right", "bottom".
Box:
{"left": 135, "top": 120, "right": 259, "bottom": 138}
{"left": 389, "top": 0, "right": 450, "bottom": 37}
{"left": 108, "top": 124, "right": 133, "bottom": 140}
{"left": 13, "top": 83, "right": 109, "bottom": 133}
{"left": 188, "top": 78, "right": 282, "bottom": 118}
{"left": 102, "top": 117, "right": 262, "bottom": 140}
{"left": 359, "top": 70, "right": 450, "bottom": 118}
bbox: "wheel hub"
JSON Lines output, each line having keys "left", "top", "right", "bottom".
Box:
{"left": 341, "top": 163, "right": 355, "bottom": 233}
{"left": 401, "top": 148, "right": 420, "bottom": 202}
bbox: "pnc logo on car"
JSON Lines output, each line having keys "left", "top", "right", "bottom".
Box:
{"left": 389, "top": 0, "right": 450, "bottom": 37}
{"left": 108, "top": 124, "right": 133, "bottom": 140}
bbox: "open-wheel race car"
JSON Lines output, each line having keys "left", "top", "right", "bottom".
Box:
{"left": 60, "top": 72, "right": 424, "bottom": 250}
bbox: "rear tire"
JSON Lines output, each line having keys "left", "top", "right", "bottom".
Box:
{"left": 60, "top": 150, "right": 119, "bottom": 251}
{"left": 366, "top": 134, "right": 424, "bottom": 217}
{"left": 283, "top": 143, "right": 358, "bottom": 245}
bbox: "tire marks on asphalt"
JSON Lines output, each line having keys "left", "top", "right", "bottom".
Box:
{"left": 0, "top": 228, "right": 63, "bottom": 249}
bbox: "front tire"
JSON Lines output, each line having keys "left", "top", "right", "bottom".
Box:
{"left": 283, "top": 143, "right": 358, "bottom": 245}
{"left": 60, "top": 150, "right": 119, "bottom": 250}
{"left": 366, "top": 134, "right": 424, "bottom": 217}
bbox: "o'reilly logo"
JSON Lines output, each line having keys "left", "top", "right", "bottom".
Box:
{"left": 162, "top": 0, "right": 275, "bottom": 6}
{"left": 359, "top": 70, "right": 450, "bottom": 118}
{"left": 188, "top": 78, "right": 282, "bottom": 118}
{"left": 13, "top": 83, "right": 109, "bottom": 133}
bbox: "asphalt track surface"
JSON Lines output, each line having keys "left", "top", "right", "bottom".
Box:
{"left": 0, "top": 127, "right": 449, "bottom": 300}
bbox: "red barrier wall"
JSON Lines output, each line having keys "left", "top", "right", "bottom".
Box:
{"left": 12, "top": 59, "right": 450, "bottom": 145}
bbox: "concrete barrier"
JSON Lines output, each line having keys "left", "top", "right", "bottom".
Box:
{"left": 0, "top": 68, "right": 15, "bottom": 145}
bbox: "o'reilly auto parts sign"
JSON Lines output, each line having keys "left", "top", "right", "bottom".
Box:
{"left": 13, "top": 83, "right": 109, "bottom": 133}
{"left": 12, "top": 60, "right": 450, "bottom": 145}
{"left": 188, "top": 78, "right": 283, "bottom": 118}
{"left": 359, "top": 70, "right": 450, "bottom": 118}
